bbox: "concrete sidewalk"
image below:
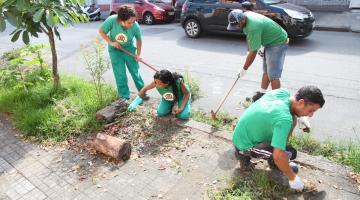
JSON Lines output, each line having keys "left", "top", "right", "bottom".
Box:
{"left": 1, "top": 105, "right": 360, "bottom": 200}
{"left": 313, "top": 10, "right": 360, "bottom": 32}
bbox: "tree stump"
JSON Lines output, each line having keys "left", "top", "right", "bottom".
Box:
{"left": 96, "top": 99, "right": 128, "bottom": 122}
{"left": 92, "top": 133, "right": 131, "bottom": 161}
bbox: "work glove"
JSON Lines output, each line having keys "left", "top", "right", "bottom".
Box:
{"left": 127, "top": 96, "right": 143, "bottom": 111}
{"left": 289, "top": 175, "right": 304, "bottom": 191}
{"left": 238, "top": 68, "right": 247, "bottom": 78}
{"left": 299, "top": 116, "right": 311, "bottom": 133}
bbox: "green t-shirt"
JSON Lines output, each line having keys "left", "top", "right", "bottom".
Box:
{"left": 243, "top": 12, "right": 288, "bottom": 51}
{"left": 232, "top": 88, "right": 293, "bottom": 151}
{"left": 100, "top": 15, "right": 142, "bottom": 50}
{"left": 156, "top": 79, "right": 183, "bottom": 102}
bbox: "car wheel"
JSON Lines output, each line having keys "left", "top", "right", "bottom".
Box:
{"left": 143, "top": 13, "right": 155, "bottom": 25}
{"left": 184, "top": 19, "right": 201, "bottom": 38}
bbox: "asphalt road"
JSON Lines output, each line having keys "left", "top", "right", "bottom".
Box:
{"left": 1, "top": 21, "right": 360, "bottom": 141}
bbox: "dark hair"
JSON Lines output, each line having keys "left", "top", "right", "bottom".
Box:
{"left": 153, "top": 69, "right": 184, "bottom": 101}
{"left": 117, "top": 6, "right": 136, "bottom": 21}
{"left": 295, "top": 86, "right": 325, "bottom": 108}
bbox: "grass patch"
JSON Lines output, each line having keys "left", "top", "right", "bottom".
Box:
{"left": 183, "top": 70, "right": 201, "bottom": 102}
{"left": 0, "top": 75, "right": 117, "bottom": 142}
{"left": 191, "top": 109, "right": 237, "bottom": 130}
{"left": 209, "top": 170, "right": 292, "bottom": 200}
{"left": 289, "top": 133, "right": 360, "bottom": 173}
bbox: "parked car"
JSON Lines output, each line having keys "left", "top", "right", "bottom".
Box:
{"left": 174, "top": 0, "right": 187, "bottom": 21}
{"left": 181, "top": 0, "right": 315, "bottom": 39}
{"left": 81, "top": 4, "right": 101, "bottom": 21}
{"left": 110, "top": 0, "right": 175, "bottom": 25}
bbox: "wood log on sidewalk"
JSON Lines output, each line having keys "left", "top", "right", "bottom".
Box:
{"left": 92, "top": 133, "right": 131, "bottom": 161}
{"left": 96, "top": 99, "right": 128, "bottom": 122}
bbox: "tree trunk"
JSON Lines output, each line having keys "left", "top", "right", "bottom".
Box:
{"left": 92, "top": 133, "right": 131, "bottom": 161}
{"left": 48, "top": 28, "right": 60, "bottom": 89}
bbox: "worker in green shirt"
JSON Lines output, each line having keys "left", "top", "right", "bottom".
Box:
{"left": 127, "top": 69, "right": 191, "bottom": 119}
{"left": 99, "top": 6, "right": 146, "bottom": 100}
{"left": 227, "top": 9, "right": 289, "bottom": 102}
{"left": 232, "top": 86, "right": 325, "bottom": 191}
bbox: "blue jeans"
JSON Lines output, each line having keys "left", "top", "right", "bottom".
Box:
{"left": 262, "top": 43, "right": 288, "bottom": 81}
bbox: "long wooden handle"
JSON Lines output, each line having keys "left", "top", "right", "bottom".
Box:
{"left": 214, "top": 76, "right": 240, "bottom": 114}
{"left": 116, "top": 46, "right": 159, "bottom": 72}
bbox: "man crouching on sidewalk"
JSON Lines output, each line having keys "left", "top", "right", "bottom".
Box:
{"left": 232, "top": 86, "right": 325, "bottom": 190}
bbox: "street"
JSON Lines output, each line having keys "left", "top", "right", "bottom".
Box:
{"left": 1, "top": 21, "right": 360, "bottom": 141}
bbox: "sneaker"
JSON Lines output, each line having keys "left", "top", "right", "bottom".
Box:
{"left": 235, "top": 149, "right": 253, "bottom": 171}
{"left": 251, "top": 91, "right": 265, "bottom": 102}
{"left": 267, "top": 158, "right": 299, "bottom": 174}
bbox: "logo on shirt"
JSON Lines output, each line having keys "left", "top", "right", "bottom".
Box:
{"left": 115, "top": 33, "right": 128, "bottom": 44}
{"left": 163, "top": 92, "right": 174, "bottom": 101}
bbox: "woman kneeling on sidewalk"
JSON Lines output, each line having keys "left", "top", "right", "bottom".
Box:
{"left": 127, "top": 69, "right": 191, "bottom": 120}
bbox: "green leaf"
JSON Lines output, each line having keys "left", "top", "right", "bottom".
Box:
{"left": 0, "top": 16, "right": 6, "bottom": 32}
{"left": 11, "top": 29, "right": 22, "bottom": 42}
{"left": 16, "top": 0, "right": 26, "bottom": 10}
{"left": 46, "top": 10, "right": 55, "bottom": 27}
{"left": 22, "top": 31, "right": 29, "bottom": 44}
{"left": 54, "top": 27, "right": 61, "bottom": 40}
{"left": 4, "top": 11, "right": 19, "bottom": 27}
{"left": 53, "top": 15, "right": 59, "bottom": 24}
{"left": 33, "top": 8, "right": 45, "bottom": 23}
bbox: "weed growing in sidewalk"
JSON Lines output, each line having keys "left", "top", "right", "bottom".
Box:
{"left": 183, "top": 70, "right": 201, "bottom": 102}
{"left": 191, "top": 109, "right": 237, "bottom": 130}
{"left": 208, "top": 170, "right": 292, "bottom": 200}
{"left": 289, "top": 133, "right": 360, "bottom": 173}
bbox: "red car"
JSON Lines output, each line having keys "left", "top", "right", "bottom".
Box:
{"left": 110, "top": 0, "right": 175, "bottom": 25}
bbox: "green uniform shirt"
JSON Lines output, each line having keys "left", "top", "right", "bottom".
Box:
{"left": 101, "top": 15, "right": 141, "bottom": 50}
{"left": 233, "top": 88, "right": 293, "bottom": 151}
{"left": 156, "top": 79, "right": 183, "bottom": 102}
{"left": 243, "top": 12, "right": 288, "bottom": 51}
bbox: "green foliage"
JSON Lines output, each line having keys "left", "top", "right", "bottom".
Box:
{"left": 209, "top": 171, "right": 292, "bottom": 200}
{"left": 183, "top": 70, "right": 201, "bottom": 102}
{"left": 0, "top": 76, "right": 117, "bottom": 142}
{"left": 0, "top": 0, "right": 87, "bottom": 44}
{"left": 0, "top": 44, "right": 51, "bottom": 92}
{"left": 81, "top": 39, "right": 110, "bottom": 104}
{"left": 191, "top": 109, "right": 237, "bottom": 130}
{"left": 289, "top": 133, "right": 360, "bottom": 173}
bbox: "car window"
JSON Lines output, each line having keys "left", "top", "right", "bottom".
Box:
{"left": 191, "top": 0, "right": 218, "bottom": 3}
{"left": 115, "top": 0, "right": 127, "bottom": 3}
{"left": 219, "top": 0, "right": 242, "bottom": 5}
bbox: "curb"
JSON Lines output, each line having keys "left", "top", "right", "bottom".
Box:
{"left": 314, "top": 26, "right": 351, "bottom": 32}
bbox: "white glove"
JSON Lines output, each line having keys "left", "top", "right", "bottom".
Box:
{"left": 289, "top": 175, "right": 304, "bottom": 190}
{"left": 238, "top": 68, "right": 246, "bottom": 78}
{"left": 299, "top": 116, "right": 311, "bottom": 133}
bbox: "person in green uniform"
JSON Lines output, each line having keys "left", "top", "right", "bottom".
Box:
{"left": 227, "top": 9, "right": 289, "bottom": 102}
{"left": 99, "top": 6, "right": 145, "bottom": 100}
{"left": 232, "top": 86, "right": 325, "bottom": 191}
{"left": 127, "top": 69, "right": 191, "bottom": 119}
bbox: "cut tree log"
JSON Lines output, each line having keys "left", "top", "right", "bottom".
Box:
{"left": 96, "top": 99, "right": 128, "bottom": 122}
{"left": 92, "top": 133, "right": 131, "bottom": 161}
